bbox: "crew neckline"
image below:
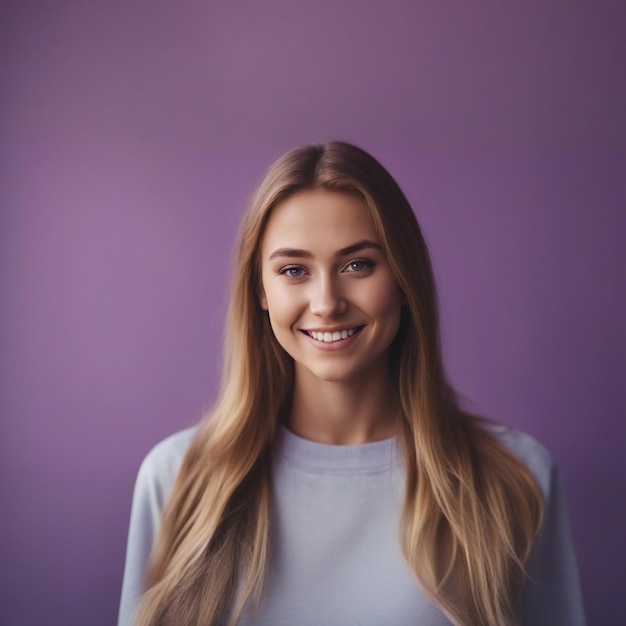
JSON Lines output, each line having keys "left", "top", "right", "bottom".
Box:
{"left": 274, "top": 424, "right": 404, "bottom": 474}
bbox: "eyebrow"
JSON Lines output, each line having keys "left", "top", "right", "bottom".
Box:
{"left": 268, "top": 239, "right": 382, "bottom": 260}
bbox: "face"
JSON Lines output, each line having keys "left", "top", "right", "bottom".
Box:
{"left": 258, "top": 189, "right": 404, "bottom": 386}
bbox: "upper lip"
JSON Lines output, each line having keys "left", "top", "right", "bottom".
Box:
{"left": 302, "top": 325, "right": 363, "bottom": 333}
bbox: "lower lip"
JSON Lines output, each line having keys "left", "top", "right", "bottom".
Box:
{"left": 301, "top": 328, "right": 363, "bottom": 351}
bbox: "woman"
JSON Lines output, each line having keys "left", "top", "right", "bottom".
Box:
{"left": 118, "top": 142, "right": 585, "bottom": 625}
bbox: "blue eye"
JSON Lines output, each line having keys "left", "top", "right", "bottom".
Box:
{"left": 345, "top": 259, "right": 374, "bottom": 273}
{"left": 280, "top": 266, "right": 306, "bottom": 279}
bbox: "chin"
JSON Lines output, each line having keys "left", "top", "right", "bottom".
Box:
{"left": 301, "top": 364, "right": 368, "bottom": 385}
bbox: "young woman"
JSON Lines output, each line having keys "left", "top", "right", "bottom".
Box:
{"left": 118, "top": 142, "right": 585, "bottom": 626}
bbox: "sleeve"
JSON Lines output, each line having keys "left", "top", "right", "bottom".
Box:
{"left": 520, "top": 462, "right": 586, "bottom": 626}
{"left": 117, "top": 452, "right": 169, "bottom": 626}
{"left": 117, "top": 428, "right": 196, "bottom": 625}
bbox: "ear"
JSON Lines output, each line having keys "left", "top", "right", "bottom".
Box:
{"left": 258, "top": 286, "right": 268, "bottom": 311}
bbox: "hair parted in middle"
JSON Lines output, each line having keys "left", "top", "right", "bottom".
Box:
{"left": 135, "top": 141, "right": 543, "bottom": 626}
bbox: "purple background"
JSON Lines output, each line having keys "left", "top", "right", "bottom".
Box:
{"left": 1, "top": 2, "right": 624, "bottom": 625}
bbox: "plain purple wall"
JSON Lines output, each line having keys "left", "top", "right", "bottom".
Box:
{"left": 1, "top": 2, "right": 624, "bottom": 625}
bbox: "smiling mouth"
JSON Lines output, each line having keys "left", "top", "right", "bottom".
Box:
{"left": 303, "top": 327, "right": 363, "bottom": 343}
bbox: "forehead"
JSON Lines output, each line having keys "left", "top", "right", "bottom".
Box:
{"left": 260, "top": 189, "right": 379, "bottom": 255}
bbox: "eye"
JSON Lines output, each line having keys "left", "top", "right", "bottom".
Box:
{"left": 343, "top": 258, "right": 375, "bottom": 273}
{"left": 279, "top": 265, "right": 307, "bottom": 279}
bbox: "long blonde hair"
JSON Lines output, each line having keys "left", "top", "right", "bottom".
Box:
{"left": 136, "top": 142, "right": 543, "bottom": 626}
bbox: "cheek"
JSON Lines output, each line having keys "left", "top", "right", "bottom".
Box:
{"left": 370, "top": 281, "right": 404, "bottom": 316}
{"left": 371, "top": 285, "right": 404, "bottom": 340}
{"left": 262, "top": 283, "right": 298, "bottom": 326}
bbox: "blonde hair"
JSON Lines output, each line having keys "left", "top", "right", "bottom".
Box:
{"left": 136, "top": 142, "right": 543, "bottom": 626}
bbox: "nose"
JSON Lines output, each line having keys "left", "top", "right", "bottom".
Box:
{"left": 309, "top": 275, "right": 347, "bottom": 318}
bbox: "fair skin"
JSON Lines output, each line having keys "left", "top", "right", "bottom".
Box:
{"left": 259, "top": 189, "right": 405, "bottom": 445}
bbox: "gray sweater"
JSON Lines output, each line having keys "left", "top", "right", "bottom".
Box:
{"left": 118, "top": 425, "right": 585, "bottom": 625}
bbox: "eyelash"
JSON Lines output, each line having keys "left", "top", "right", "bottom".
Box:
{"left": 344, "top": 258, "right": 375, "bottom": 273}
{"left": 278, "top": 265, "right": 307, "bottom": 279}
{"left": 277, "top": 258, "right": 375, "bottom": 279}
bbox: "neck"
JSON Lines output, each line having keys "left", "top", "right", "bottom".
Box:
{"left": 288, "top": 364, "right": 398, "bottom": 445}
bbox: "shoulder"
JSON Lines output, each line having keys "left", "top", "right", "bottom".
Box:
{"left": 134, "top": 426, "right": 198, "bottom": 508}
{"left": 486, "top": 426, "right": 587, "bottom": 624}
{"left": 140, "top": 426, "right": 198, "bottom": 474}
{"left": 486, "top": 424, "right": 555, "bottom": 498}
{"left": 118, "top": 427, "right": 197, "bottom": 626}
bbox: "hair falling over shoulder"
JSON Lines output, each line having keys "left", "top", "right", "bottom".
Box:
{"left": 135, "top": 142, "right": 544, "bottom": 626}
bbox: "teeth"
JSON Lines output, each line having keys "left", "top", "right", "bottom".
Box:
{"left": 309, "top": 328, "right": 357, "bottom": 343}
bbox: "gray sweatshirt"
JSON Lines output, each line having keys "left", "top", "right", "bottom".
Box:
{"left": 118, "top": 425, "right": 585, "bottom": 625}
